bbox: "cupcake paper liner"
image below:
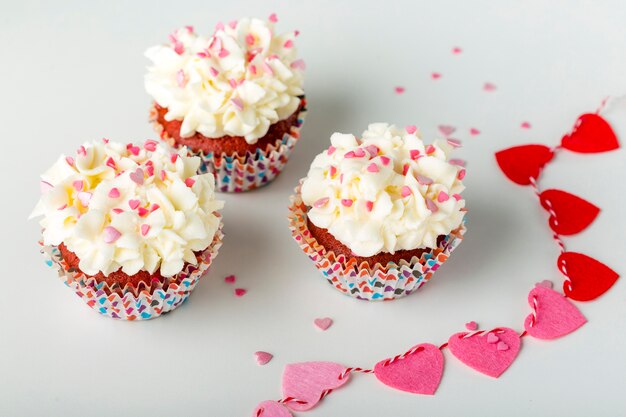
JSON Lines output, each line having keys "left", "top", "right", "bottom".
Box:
{"left": 150, "top": 100, "right": 307, "bottom": 193}
{"left": 40, "top": 224, "right": 224, "bottom": 320}
{"left": 288, "top": 183, "right": 466, "bottom": 301}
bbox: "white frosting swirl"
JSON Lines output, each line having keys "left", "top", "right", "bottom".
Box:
{"left": 144, "top": 17, "right": 304, "bottom": 143}
{"left": 31, "top": 140, "right": 224, "bottom": 277}
{"left": 301, "top": 123, "right": 466, "bottom": 257}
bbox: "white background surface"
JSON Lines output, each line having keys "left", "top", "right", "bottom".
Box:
{"left": 2, "top": 1, "right": 625, "bottom": 416}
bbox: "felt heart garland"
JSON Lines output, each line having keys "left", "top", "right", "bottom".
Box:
{"left": 252, "top": 101, "right": 621, "bottom": 415}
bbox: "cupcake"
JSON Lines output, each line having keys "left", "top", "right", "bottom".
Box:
{"left": 288, "top": 123, "right": 467, "bottom": 300}
{"left": 145, "top": 15, "right": 306, "bottom": 192}
{"left": 30, "top": 139, "right": 224, "bottom": 319}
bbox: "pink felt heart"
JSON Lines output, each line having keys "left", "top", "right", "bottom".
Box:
{"left": 282, "top": 362, "right": 349, "bottom": 411}
{"left": 448, "top": 328, "right": 521, "bottom": 378}
{"left": 524, "top": 286, "right": 586, "bottom": 339}
{"left": 253, "top": 401, "right": 292, "bottom": 417}
{"left": 374, "top": 343, "right": 444, "bottom": 395}
{"left": 255, "top": 351, "right": 273, "bottom": 366}
{"left": 314, "top": 317, "right": 333, "bottom": 331}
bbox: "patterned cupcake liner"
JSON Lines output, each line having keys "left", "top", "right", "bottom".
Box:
{"left": 150, "top": 99, "right": 307, "bottom": 193}
{"left": 40, "top": 224, "right": 224, "bottom": 320}
{"left": 288, "top": 183, "right": 466, "bottom": 301}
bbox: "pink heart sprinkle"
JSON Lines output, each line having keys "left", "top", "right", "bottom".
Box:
{"left": 483, "top": 82, "right": 497, "bottom": 92}
{"left": 431, "top": 72, "right": 442, "bottom": 80}
{"left": 231, "top": 97, "right": 244, "bottom": 111}
{"left": 406, "top": 125, "right": 417, "bottom": 134}
{"left": 209, "top": 67, "right": 219, "bottom": 77}
{"left": 410, "top": 149, "right": 421, "bottom": 160}
{"left": 366, "top": 201, "right": 374, "bottom": 212}
{"left": 228, "top": 20, "right": 237, "bottom": 29}
{"left": 453, "top": 193, "right": 463, "bottom": 201}
{"left": 103, "top": 226, "right": 121, "bottom": 244}
{"left": 313, "top": 197, "right": 329, "bottom": 208}
{"left": 245, "top": 34, "right": 255, "bottom": 46}
{"left": 487, "top": 333, "right": 500, "bottom": 344}
{"left": 416, "top": 174, "right": 433, "bottom": 185}
{"left": 218, "top": 49, "right": 230, "bottom": 58}
{"left": 77, "top": 192, "right": 92, "bottom": 207}
{"left": 112, "top": 208, "right": 124, "bottom": 214}
{"left": 255, "top": 351, "right": 273, "bottom": 366}
{"left": 314, "top": 317, "right": 333, "bottom": 331}
{"left": 234, "top": 288, "right": 247, "bottom": 297}
{"left": 380, "top": 156, "right": 391, "bottom": 166}
{"left": 129, "top": 169, "right": 144, "bottom": 185}
{"left": 72, "top": 180, "right": 84, "bottom": 192}
{"left": 465, "top": 321, "right": 478, "bottom": 331}
{"left": 268, "top": 13, "right": 278, "bottom": 23}
{"left": 129, "top": 145, "right": 141, "bottom": 156}
{"left": 327, "top": 146, "right": 336, "bottom": 155}
{"left": 438, "top": 125, "right": 456, "bottom": 136}
{"left": 184, "top": 178, "right": 196, "bottom": 187}
{"left": 447, "top": 138, "right": 462, "bottom": 148}
{"left": 224, "top": 275, "right": 236, "bottom": 284}
{"left": 128, "top": 199, "right": 141, "bottom": 210}
{"left": 341, "top": 199, "right": 353, "bottom": 207}
{"left": 497, "top": 341, "right": 510, "bottom": 351}
{"left": 344, "top": 150, "right": 356, "bottom": 159}
{"left": 137, "top": 207, "right": 148, "bottom": 217}
{"left": 437, "top": 191, "right": 449, "bottom": 203}
{"left": 536, "top": 279, "right": 553, "bottom": 289}
{"left": 105, "top": 157, "right": 116, "bottom": 169}
{"left": 365, "top": 145, "right": 379, "bottom": 157}
{"left": 394, "top": 86, "right": 406, "bottom": 94}
{"left": 521, "top": 121, "right": 532, "bottom": 129}
{"left": 449, "top": 158, "right": 466, "bottom": 167}
{"left": 329, "top": 166, "right": 337, "bottom": 177}
{"left": 458, "top": 169, "right": 466, "bottom": 180}
{"left": 77, "top": 145, "right": 86, "bottom": 156}
{"left": 425, "top": 145, "right": 436, "bottom": 154}
{"left": 469, "top": 128, "right": 481, "bottom": 135}
{"left": 176, "top": 69, "right": 187, "bottom": 88}
{"left": 140, "top": 224, "right": 150, "bottom": 236}
{"left": 150, "top": 204, "right": 160, "bottom": 212}
{"left": 284, "top": 40, "right": 293, "bottom": 48}
{"left": 367, "top": 163, "right": 379, "bottom": 173}
{"left": 426, "top": 199, "right": 439, "bottom": 213}
{"left": 353, "top": 148, "right": 366, "bottom": 158}
{"left": 65, "top": 156, "right": 75, "bottom": 166}
{"left": 452, "top": 46, "right": 462, "bottom": 54}
{"left": 290, "top": 59, "right": 306, "bottom": 70}
{"left": 144, "top": 140, "right": 157, "bottom": 151}
{"left": 401, "top": 186, "right": 412, "bottom": 197}
{"left": 170, "top": 154, "right": 179, "bottom": 163}
{"left": 402, "top": 164, "right": 410, "bottom": 176}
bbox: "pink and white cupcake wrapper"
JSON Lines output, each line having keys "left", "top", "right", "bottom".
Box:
{"left": 150, "top": 103, "right": 307, "bottom": 193}
{"left": 40, "top": 225, "right": 223, "bottom": 320}
{"left": 288, "top": 184, "right": 466, "bottom": 301}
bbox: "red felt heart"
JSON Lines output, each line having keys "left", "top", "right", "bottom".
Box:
{"left": 558, "top": 252, "right": 619, "bottom": 301}
{"left": 495, "top": 144, "right": 554, "bottom": 185}
{"left": 561, "top": 113, "right": 620, "bottom": 153}
{"left": 540, "top": 189, "right": 600, "bottom": 235}
{"left": 373, "top": 343, "right": 444, "bottom": 395}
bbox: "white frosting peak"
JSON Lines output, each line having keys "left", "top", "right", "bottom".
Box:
{"left": 31, "top": 140, "right": 224, "bottom": 277}
{"left": 301, "top": 123, "right": 466, "bottom": 257}
{"left": 145, "top": 17, "right": 304, "bottom": 143}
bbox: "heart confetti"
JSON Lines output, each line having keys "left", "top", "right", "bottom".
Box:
{"left": 540, "top": 189, "right": 600, "bottom": 235}
{"left": 524, "top": 286, "right": 586, "bottom": 339}
{"left": 282, "top": 362, "right": 349, "bottom": 411}
{"left": 521, "top": 121, "right": 532, "bottom": 129}
{"left": 465, "top": 321, "right": 478, "bottom": 331}
{"left": 374, "top": 344, "right": 444, "bottom": 395}
{"left": 255, "top": 351, "right": 274, "bottom": 366}
{"left": 394, "top": 86, "right": 405, "bottom": 94}
{"left": 559, "top": 252, "right": 619, "bottom": 301}
{"left": 235, "top": 288, "right": 247, "bottom": 297}
{"left": 448, "top": 328, "right": 521, "bottom": 378}
{"left": 483, "top": 82, "right": 497, "bottom": 91}
{"left": 438, "top": 125, "right": 456, "bottom": 136}
{"left": 314, "top": 317, "right": 333, "bottom": 331}
{"left": 495, "top": 144, "right": 554, "bottom": 185}
{"left": 561, "top": 113, "right": 619, "bottom": 153}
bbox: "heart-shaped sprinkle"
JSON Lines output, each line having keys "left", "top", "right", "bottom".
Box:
{"left": 496, "top": 342, "right": 509, "bottom": 351}
{"left": 268, "top": 12, "right": 278, "bottom": 22}
{"left": 367, "top": 163, "right": 379, "bottom": 173}
{"left": 103, "top": 226, "right": 121, "bottom": 244}
{"left": 426, "top": 199, "right": 438, "bottom": 213}
{"left": 128, "top": 199, "right": 140, "bottom": 210}
{"left": 255, "top": 351, "right": 274, "bottom": 366}
{"left": 327, "top": 146, "right": 336, "bottom": 155}
{"left": 401, "top": 186, "right": 412, "bottom": 197}
{"left": 410, "top": 149, "right": 421, "bottom": 160}
{"left": 536, "top": 279, "right": 553, "bottom": 289}
{"left": 105, "top": 157, "right": 116, "bottom": 169}
{"left": 128, "top": 145, "right": 141, "bottom": 156}
{"left": 366, "top": 201, "right": 374, "bottom": 212}
{"left": 379, "top": 156, "right": 391, "bottom": 166}
{"left": 469, "top": 128, "right": 481, "bottom": 135}
{"left": 313, "top": 197, "right": 329, "bottom": 208}
{"left": 77, "top": 145, "right": 86, "bottom": 156}
{"left": 450, "top": 159, "right": 466, "bottom": 167}
{"left": 365, "top": 145, "right": 379, "bottom": 157}
{"left": 405, "top": 125, "right": 417, "bottom": 134}
{"left": 465, "top": 321, "right": 478, "bottom": 331}
{"left": 416, "top": 174, "right": 433, "bottom": 185}
{"left": 483, "top": 82, "right": 497, "bottom": 91}
{"left": 341, "top": 199, "right": 353, "bottom": 207}
{"left": 394, "top": 86, "right": 406, "bottom": 94}
{"left": 140, "top": 224, "right": 150, "bottom": 236}
{"left": 314, "top": 317, "right": 333, "bottom": 331}
{"left": 137, "top": 207, "right": 148, "bottom": 217}
{"left": 129, "top": 168, "right": 144, "bottom": 185}
{"left": 290, "top": 59, "right": 306, "bottom": 70}
{"left": 72, "top": 180, "right": 84, "bottom": 192}
{"left": 521, "top": 121, "right": 532, "bottom": 129}
{"left": 77, "top": 192, "right": 92, "bottom": 207}
{"left": 431, "top": 72, "right": 442, "bottom": 79}
{"left": 284, "top": 39, "right": 294, "bottom": 48}
{"left": 144, "top": 140, "right": 157, "bottom": 151}
{"left": 234, "top": 288, "right": 247, "bottom": 297}
{"left": 108, "top": 188, "right": 120, "bottom": 198}
{"left": 453, "top": 193, "right": 462, "bottom": 201}
{"left": 425, "top": 145, "right": 436, "bottom": 154}
{"left": 437, "top": 191, "right": 449, "bottom": 203}
{"left": 224, "top": 275, "right": 236, "bottom": 284}
{"left": 458, "top": 169, "right": 466, "bottom": 180}
{"left": 487, "top": 333, "right": 499, "bottom": 344}
{"left": 438, "top": 125, "right": 456, "bottom": 136}
{"left": 447, "top": 138, "right": 462, "bottom": 148}
{"left": 185, "top": 178, "right": 196, "bottom": 187}
{"left": 452, "top": 46, "right": 462, "bottom": 54}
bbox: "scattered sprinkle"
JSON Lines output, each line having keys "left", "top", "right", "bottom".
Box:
{"left": 447, "top": 138, "right": 462, "bottom": 148}
{"left": 402, "top": 164, "right": 410, "bottom": 175}
{"left": 105, "top": 157, "right": 116, "bottom": 169}
{"left": 458, "top": 169, "right": 466, "bottom": 180}
{"left": 452, "top": 46, "right": 462, "bottom": 54}
{"left": 209, "top": 67, "right": 219, "bottom": 77}
{"left": 137, "top": 207, "right": 148, "bottom": 217}
{"left": 341, "top": 199, "right": 353, "bottom": 207}
{"left": 184, "top": 178, "right": 196, "bottom": 188}
{"left": 329, "top": 166, "right": 337, "bottom": 177}
{"left": 521, "top": 121, "right": 532, "bottom": 129}
{"left": 170, "top": 154, "right": 179, "bottom": 163}
{"left": 410, "top": 149, "right": 421, "bottom": 160}
{"left": 290, "top": 59, "right": 306, "bottom": 70}
{"left": 365, "top": 144, "right": 379, "bottom": 157}
{"left": 313, "top": 197, "right": 329, "bottom": 208}
{"left": 65, "top": 156, "right": 75, "bottom": 166}
{"left": 231, "top": 97, "right": 244, "bottom": 111}
{"left": 327, "top": 146, "right": 336, "bottom": 155}
{"left": 144, "top": 140, "right": 157, "bottom": 152}
{"left": 234, "top": 288, "right": 247, "bottom": 297}
{"left": 469, "top": 128, "right": 481, "bottom": 135}
{"left": 453, "top": 193, "right": 462, "bottom": 201}
{"left": 487, "top": 333, "right": 500, "bottom": 344}
{"left": 255, "top": 351, "right": 273, "bottom": 366}
{"left": 380, "top": 156, "right": 391, "bottom": 166}
{"left": 103, "top": 226, "right": 121, "bottom": 244}
{"left": 77, "top": 192, "right": 92, "bottom": 207}
{"left": 366, "top": 201, "right": 374, "bottom": 212}
{"left": 438, "top": 125, "right": 456, "bottom": 136}
{"left": 416, "top": 174, "right": 433, "bottom": 185}
{"left": 465, "top": 321, "right": 478, "bottom": 331}
{"left": 449, "top": 158, "right": 466, "bottom": 167}
{"left": 245, "top": 33, "right": 255, "bottom": 46}
{"left": 401, "top": 186, "right": 412, "bottom": 197}
{"left": 128, "top": 199, "right": 141, "bottom": 210}
{"left": 431, "top": 72, "right": 442, "bottom": 80}
{"left": 284, "top": 40, "right": 294, "bottom": 48}
{"left": 224, "top": 275, "right": 236, "bottom": 284}
{"left": 366, "top": 163, "right": 380, "bottom": 173}
{"left": 497, "top": 341, "right": 510, "bottom": 351}
{"left": 437, "top": 191, "right": 450, "bottom": 203}
{"left": 77, "top": 145, "right": 86, "bottom": 156}
{"left": 268, "top": 13, "right": 278, "bottom": 23}
{"left": 129, "top": 168, "right": 144, "bottom": 185}
{"left": 72, "top": 180, "right": 84, "bottom": 192}
{"left": 483, "top": 82, "right": 497, "bottom": 92}
{"left": 394, "top": 86, "right": 406, "bottom": 94}
{"left": 218, "top": 49, "right": 230, "bottom": 58}
{"left": 405, "top": 125, "right": 417, "bottom": 134}
{"left": 140, "top": 224, "right": 151, "bottom": 236}
{"left": 425, "top": 145, "right": 436, "bottom": 154}
{"left": 426, "top": 199, "right": 439, "bottom": 213}
{"left": 314, "top": 317, "right": 333, "bottom": 331}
